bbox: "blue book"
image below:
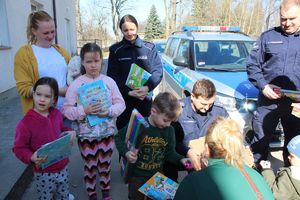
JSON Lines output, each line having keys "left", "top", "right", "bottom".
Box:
{"left": 77, "top": 80, "right": 111, "bottom": 126}
{"left": 37, "top": 133, "right": 71, "bottom": 169}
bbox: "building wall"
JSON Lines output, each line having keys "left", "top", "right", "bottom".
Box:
{"left": 0, "top": 0, "right": 76, "bottom": 93}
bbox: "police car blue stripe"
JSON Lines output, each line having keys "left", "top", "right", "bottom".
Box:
{"left": 201, "top": 72, "right": 259, "bottom": 98}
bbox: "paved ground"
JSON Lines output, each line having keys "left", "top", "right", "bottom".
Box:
{"left": 1, "top": 82, "right": 284, "bottom": 200}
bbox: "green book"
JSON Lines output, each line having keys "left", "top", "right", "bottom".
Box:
{"left": 125, "top": 63, "right": 151, "bottom": 89}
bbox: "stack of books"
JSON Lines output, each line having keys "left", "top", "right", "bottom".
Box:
{"left": 120, "top": 109, "right": 149, "bottom": 183}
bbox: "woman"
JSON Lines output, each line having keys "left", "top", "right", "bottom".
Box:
{"left": 174, "top": 117, "right": 274, "bottom": 200}
{"left": 107, "top": 14, "right": 162, "bottom": 130}
{"left": 14, "top": 10, "right": 70, "bottom": 114}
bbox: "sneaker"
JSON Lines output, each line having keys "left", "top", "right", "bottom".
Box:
{"left": 69, "top": 193, "right": 75, "bottom": 200}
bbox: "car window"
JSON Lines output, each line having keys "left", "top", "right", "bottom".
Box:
{"left": 194, "top": 40, "right": 254, "bottom": 70}
{"left": 176, "top": 39, "right": 190, "bottom": 61}
{"left": 165, "top": 38, "right": 180, "bottom": 58}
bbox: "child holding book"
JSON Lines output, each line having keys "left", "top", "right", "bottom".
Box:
{"left": 115, "top": 92, "right": 190, "bottom": 200}
{"left": 13, "top": 77, "right": 76, "bottom": 200}
{"left": 260, "top": 135, "right": 300, "bottom": 200}
{"left": 63, "top": 43, "right": 125, "bottom": 200}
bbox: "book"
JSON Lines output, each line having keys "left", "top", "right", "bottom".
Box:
{"left": 292, "top": 103, "right": 300, "bottom": 118}
{"left": 37, "top": 133, "right": 71, "bottom": 169}
{"left": 125, "top": 63, "right": 151, "bottom": 90}
{"left": 120, "top": 109, "right": 149, "bottom": 183}
{"left": 188, "top": 136, "right": 205, "bottom": 155}
{"left": 280, "top": 89, "right": 300, "bottom": 101}
{"left": 77, "top": 80, "right": 111, "bottom": 126}
{"left": 138, "top": 172, "right": 179, "bottom": 200}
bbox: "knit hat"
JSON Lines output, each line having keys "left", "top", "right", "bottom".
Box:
{"left": 287, "top": 135, "right": 300, "bottom": 158}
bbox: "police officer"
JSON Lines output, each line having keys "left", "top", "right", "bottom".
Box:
{"left": 107, "top": 14, "right": 162, "bottom": 130}
{"left": 247, "top": 0, "right": 300, "bottom": 166}
{"left": 163, "top": 79, "right": 228, "bottom": 181}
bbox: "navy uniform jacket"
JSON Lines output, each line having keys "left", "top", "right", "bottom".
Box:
{"left": 174, "top": 96, "right": 229, "bottom": 156}
{"left": 247, "top": 27, "right": 300, "bottom": 92}
{"left": 107, "top": 36, "right": 163, "bottom": 97}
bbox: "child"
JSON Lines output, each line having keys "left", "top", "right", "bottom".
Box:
{"left": 115, "top": 92, "right": 190, "bottom": 200}
{"left": 260, "top": 135, "right": 300, "bottom": 200}
{"left": 13, "top": 77, "right": 76, "bottom": 200}
{"left": 63, "top": 43, "right": 125, "bottom": 200}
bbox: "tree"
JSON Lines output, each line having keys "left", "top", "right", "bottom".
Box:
{"left": 144, "top": 5, "right": 164, "bottom": 41}
{"left": 109, "top": 0, "right": 132, "bottom": 40}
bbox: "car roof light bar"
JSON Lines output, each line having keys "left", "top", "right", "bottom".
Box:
{"left": 182, "top": 26, "right": 241, "bottom": 32}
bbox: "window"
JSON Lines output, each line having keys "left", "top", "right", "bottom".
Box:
{"left": 165, "top": 38, "right": 180, "bottom": 57}
{"left": 0, "top": 0, "right": 10, "bottom": 48}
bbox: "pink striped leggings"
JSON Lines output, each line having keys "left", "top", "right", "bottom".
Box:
{"left": 77, "top": 135, "right": 114, "bottom": 198}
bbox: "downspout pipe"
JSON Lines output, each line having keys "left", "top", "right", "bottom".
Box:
{"left": 52, "top": 0, "right": 58, "bottom": 44}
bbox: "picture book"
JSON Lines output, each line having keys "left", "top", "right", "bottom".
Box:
{"left": 125, "top": 63, "right": 151, "bottom": 90}
{"left": 120, "top": 109, "right": 149, "bottom": 183}
{"left": 280, "top": 89, "right": 300, "bottom": 101}
{"left": 292, "top": 103, "right": 300, "bottom": 118}
{"left": 37, "top": 133, "right": 71, "bottom": 169}
{"left": 138, "top": 172, "right": 179, "bottom": 200}
{"left": 77, "top": 80, "right": 111, "bottom": 126}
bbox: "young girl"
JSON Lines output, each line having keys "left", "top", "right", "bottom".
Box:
{"left": 13, "top": 77, "right": 76, "bottom": 200}
{"left": 63, "top": 43, "right": 125, "bottom": 200}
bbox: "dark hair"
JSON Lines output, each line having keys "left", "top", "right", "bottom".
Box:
{"left": 27, "top": 11, "right": 53, "bottom": 44}
{"left": 79, "top": 43, "right": 103, "bottom": 75}
{"left": 152, "top": 92, "right": 182, "bottom": 121}
{"left": 33, "top": 77, "right": 59, "bottom": 104}
{"left": 119, "top": 14, "right": 138, "bottom": 30}
{"left": 192, "top": 79, "right": 216, "bottom": 98}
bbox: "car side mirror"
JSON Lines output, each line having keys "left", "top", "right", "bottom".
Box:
{"left": 173, "top": 56, "right": 188, "bottom": 67}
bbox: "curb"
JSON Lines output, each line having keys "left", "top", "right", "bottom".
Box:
{"left": 4, "top": 165, "right": 33, "bottom": 200}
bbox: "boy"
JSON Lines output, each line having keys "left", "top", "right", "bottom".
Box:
{"left": 260, "top": 135, "right": 300, "bottom": 200}
{"left": 115, "top": 92, "right": 189, "bottom": 200}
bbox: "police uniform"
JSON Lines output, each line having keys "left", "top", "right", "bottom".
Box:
{"left": 163, "top": 96, "right": 228, "bottom": 181}
{"left": 107, "top": 36, "right": 163, "bottom": 129}
{"left": 247, "top": 27, "right": 300, "bottom": 165}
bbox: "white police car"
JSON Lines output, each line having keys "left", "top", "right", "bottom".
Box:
{"left": 161, "top": 26, "right": 258, "bottom": 135}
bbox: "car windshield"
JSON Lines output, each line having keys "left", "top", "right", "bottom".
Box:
{"left": 194, "top": 40, "right": 254, "bottom": 71}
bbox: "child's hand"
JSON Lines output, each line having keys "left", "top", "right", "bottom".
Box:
{"left": 66, "top": 131, "right": 76, "bottom": 145}
{"left": 187, "top": 149, "right": 201, "bottom": 171}
{"left": 180, "top": 158, "right": 193, "bottom": 171}
{"left": 125, "top": 150, "right": 138, "bottom": 164}
{"left": 98, "top": 109, "right": 109, "bottom": 118}
{"left": 31, "top": 151, "right": 47, "bottom": 167}
{"left": 84, "top": 102, "right": 101, "bottom": 115}
{"left": 260, "top": 160, "right": 271, "bottom": 169}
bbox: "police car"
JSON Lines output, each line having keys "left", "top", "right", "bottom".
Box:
{"left": 161, "top": 26, "right": 259, "bottom": 137}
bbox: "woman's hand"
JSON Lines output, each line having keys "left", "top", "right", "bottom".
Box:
{"left": 31, "top": 151, "right": 47, "bottom": 167}
{"left": 262, "top": 84, "right": 282, "bottom": 100}
{"left": 128, "top": 86, "right": 149, "bottom": 100}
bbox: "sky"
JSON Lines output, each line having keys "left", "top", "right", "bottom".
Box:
{"left": 80, "top": 0, "right": 167, "bottom": 24}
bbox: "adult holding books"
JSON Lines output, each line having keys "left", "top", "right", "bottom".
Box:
{"left": 163, "top": 79, "right": 229, "bottom": 181}
{"left": 246, "top": 0, "right": 300, "bottom": 166}
{"left": 174, "top": 117, "right": 274, "bottom": 200}
{"left": 14, "top": 10, "right": 70, "bottom": 114}
{"left": 107, "top": 14, "right": 163, "bottom": 130}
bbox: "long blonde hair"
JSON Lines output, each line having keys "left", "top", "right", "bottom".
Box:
{"left": 205, "top": 117, "right": 244, "bottom": 168}
{"left": 26, "top": 11, "right": 53, "bottom": 44}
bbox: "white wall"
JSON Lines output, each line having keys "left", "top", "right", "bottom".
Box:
{"left": 0, "top": 0, "right": 76, "bottom": 93}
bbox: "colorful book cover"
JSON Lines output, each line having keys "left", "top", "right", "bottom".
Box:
{"left": 125, "top": 63, "right": 151, "bottom": 90}
{"left": 292, "top": 103, "right": 300, "bottom": 118}
{"left": 280, "top": 89, "right": 300, "bottom": 101}
{"left": 138, "top": 172, "right": 179, "bottom": 200}
{"left": 120, "top": 109, "right": 149, "bottom": 183}
{"left": 77, "top": 80, "right": 111, "bottom": 126}
{"left": 37, "top": 133, "right": 71, "bottom": 169}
